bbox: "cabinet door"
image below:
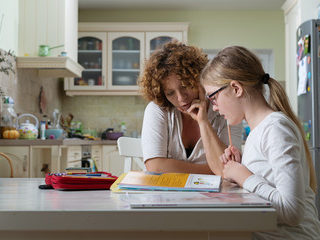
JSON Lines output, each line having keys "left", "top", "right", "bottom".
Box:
{"left": 91, "top": 145, "right": 102, "bottom": 171}
{"left": 101, "top": 145, "right": 124, "bottom": 177}
{"left": 0, "top": 146, "right": 29, "bottom": 178}
{"left": 145, "top": 32, "right": 183, "bottom": 59}
{"left": 70, "top": 32, "right": 107, "bottom": 90}
{"left": 108, "top": 32, "right": 144, "bottom": 91}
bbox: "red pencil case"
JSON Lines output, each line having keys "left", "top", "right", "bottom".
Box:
{"left": 44, "top": 172, "right": 118, "bottom": 190}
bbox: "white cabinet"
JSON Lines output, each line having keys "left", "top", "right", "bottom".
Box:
{"left": 91, "top": 145, "right": 102, "bottom": 171}
{"left": 0, "top": 146, "right": 29, "bottom": 178}
{"left": 145, "top": 32, "right": 183, "bottom": 59}
{"left": 108, "top": 32, "right": 144, "bottom": 91}
{"left": 65, "top": 22, "right": 189, "bottom": 96}
{"left": 18, "top": 0, "right": 78, "bottom": 61}
{"left": 67, "top": 32, "right": 107, "bottom": 90}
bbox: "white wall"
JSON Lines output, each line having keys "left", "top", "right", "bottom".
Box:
{"left": 0, "top": 0, "right": 19, "bottom": 53}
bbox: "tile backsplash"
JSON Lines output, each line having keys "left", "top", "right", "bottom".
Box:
{"left": 61, "top": 95, "right": 147, "bottom": 137}
{"left": 1, "top": 67, "right": 63, "bottom": 125}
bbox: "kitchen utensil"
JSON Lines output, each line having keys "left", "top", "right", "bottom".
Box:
{"left": 38, "top": 44, "right": 64, "bottom": 57}
{"left": 16, "top": 113, "right": 39, "bottom": 139}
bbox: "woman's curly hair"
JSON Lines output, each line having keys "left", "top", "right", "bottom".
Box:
{"left": 138, "top": 41, "right": 208, "bottom": 109}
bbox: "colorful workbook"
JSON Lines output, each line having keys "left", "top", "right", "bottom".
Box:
{"left": 125, "top": 192, "right": 273, "bottom": 208}
{"left": 117, "top": 171, "right": 222, "bottom": 192}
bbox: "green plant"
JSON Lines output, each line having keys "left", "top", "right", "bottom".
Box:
{"left": 0, "top": 49, "right": 16, "bottom": 75}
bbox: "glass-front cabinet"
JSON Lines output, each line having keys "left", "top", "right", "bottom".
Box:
{"left": 71, "top": 32, "right": 107, "bottom": 90}
{"left": 146, "top": 32, "right": 183, "bottom": 59}
{"left": 64, "top": 22, "right": 188, "bottom": 96}
{"left": 108, "top": 32, "right": 144, "bottom": 90}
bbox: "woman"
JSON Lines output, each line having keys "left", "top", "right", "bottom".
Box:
{"left": 195, "top": 45, "right": 320, "bottom": 239}
{"left": 139, "top": 41, "right": 242, "bottom": 174}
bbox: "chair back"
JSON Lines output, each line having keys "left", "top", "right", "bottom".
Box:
{"left": 0, "top": 152, "right": 14, "bottom": 177}
{"left": 117, "top": 137, "right": 145, "bottom": 172}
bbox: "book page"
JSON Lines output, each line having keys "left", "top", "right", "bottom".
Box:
{"left": 185, "top": 174, "right": 221, "bottom": 189}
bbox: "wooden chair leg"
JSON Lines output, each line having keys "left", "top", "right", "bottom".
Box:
{"left": 0, "top": 152, "right": 14, "bottom": 178}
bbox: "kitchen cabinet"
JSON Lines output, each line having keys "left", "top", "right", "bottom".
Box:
{"left": 67, "top": 32, "right": 107, "bottom": 89}
{"left": 0, "top": 146, "right": 29, "bottom": 178}
{"left": 65, "top": 22, "right": 189, "bottom": 96}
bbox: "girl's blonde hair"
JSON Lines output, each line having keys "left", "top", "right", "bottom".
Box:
{"left": 201, "top": 46, "right": 317, "bottom": 193}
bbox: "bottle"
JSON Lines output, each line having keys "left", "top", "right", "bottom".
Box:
{"left": 40, "top": 121, "right": 46, "bottom": 140}
{"left": 120, "top": 122, "right": 127, "bottom": 136}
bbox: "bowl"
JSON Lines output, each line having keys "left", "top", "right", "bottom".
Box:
{"left": 105, "top": 132, "right": 123, "bottom": 140}
{"left": 45, "top": 129, "right": 64, "bottom": 139}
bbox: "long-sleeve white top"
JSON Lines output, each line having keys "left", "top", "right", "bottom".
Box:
{"left": 242, "top": 112, "right": 320, "bottom": 239}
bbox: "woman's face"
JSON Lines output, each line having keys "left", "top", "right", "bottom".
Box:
{"left": 162, "top": 74, "right": 199, "bottom": 112}
{"left": 204, "top": 83, "right": 243, "bottom": 125}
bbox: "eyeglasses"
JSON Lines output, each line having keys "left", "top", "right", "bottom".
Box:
{"left": 206, "top": 86, "right": 227, "bottom": 105}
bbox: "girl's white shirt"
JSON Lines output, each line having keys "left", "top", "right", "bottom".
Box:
{"left": 242, "top": 111, "right": 320, "bottom": 239}
{"left": 141, "top": 101, "right": 242, "bottom": 164}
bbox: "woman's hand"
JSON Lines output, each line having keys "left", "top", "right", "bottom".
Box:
{"left": 187, "top": 86, "right": 208, "bottom": 123}
{"left": 220, "top": 146, "right": 242, "bottom": 164}
{"left": 223, "top": 161, "right": 253, "bottom": 187}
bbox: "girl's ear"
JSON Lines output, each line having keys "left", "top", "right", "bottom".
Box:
{"left": 230, "top": 80, "right": 243, "bottom": 97}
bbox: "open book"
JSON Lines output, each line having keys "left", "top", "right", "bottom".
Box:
{"left": 116, "top": 171, "right": 222, "bottom": 192}
{"left": 125, "top": 192, "right": 272, "bottom": 208}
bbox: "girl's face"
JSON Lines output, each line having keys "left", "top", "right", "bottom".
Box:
{"left": 162, "top": 74, "right": 199, "bottom": 112}
{"left": 204, "top": 83, "right": 244, "bottom": 125}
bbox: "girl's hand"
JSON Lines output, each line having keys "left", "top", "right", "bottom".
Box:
{"left": 187, "top": 86, "right": 208, "bottom": 123}
{"left": 223, "top": 161, "right": 253, "bottom": 187}
{"left": 220, "top": 146, "right": 242, "bottom": 164}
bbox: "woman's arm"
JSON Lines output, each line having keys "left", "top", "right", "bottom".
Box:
{"left": 145, "top": 157, "right": 212, "bottom": 174}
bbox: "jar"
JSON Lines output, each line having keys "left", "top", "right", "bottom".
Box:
{"left": 0, "top": 100, "right": 17, "bottom": 138}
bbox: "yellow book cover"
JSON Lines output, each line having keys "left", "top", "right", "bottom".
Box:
{"left": 117, "top": 171, "right": 221, "bottom": 192}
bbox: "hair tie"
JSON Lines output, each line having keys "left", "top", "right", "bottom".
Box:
{"left": 262, "top": 73, "right": 270, "bottom": 84}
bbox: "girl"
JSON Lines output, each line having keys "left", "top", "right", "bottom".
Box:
{"left": 189, "top": 46, "right": 320, "bottom": 239}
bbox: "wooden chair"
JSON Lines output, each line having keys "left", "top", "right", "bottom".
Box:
{"left": 117, "top": 137, "right": 145, "bottom": 173}
{"left": 0, "top": 152, "right": 14, "bottom": 177}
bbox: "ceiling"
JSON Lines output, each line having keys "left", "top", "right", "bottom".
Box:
{"left": 78, "top": 0, "right": 286, "bottom": 11}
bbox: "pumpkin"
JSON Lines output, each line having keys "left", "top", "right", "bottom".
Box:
{"left": 3, "top": 130, "right": 20, "bottom": 139}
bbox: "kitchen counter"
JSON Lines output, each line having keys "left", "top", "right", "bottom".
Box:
{"left": 0, "top": 138, "right": 117, "bottom": 146}
{"left": 0, "top": 178, "right": 277, "bottom": 240}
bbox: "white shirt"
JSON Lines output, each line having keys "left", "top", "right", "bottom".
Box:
{"left": 242, "top": 112, "right": 320, "bottom": 239}
{"left": 141, "top": 101, "right": 242, "bottom": 164}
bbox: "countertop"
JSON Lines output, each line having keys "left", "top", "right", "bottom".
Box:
{"left": 0, "top": 138, "right": 117, "bottom": 146}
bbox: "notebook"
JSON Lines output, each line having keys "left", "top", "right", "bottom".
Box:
{"left": 117, "top": 171, "right": 221, "bottom": 192}
{"left": 125, "top": 192, "right": 272, "bottom": 208}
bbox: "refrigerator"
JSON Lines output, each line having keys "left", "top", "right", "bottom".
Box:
{"left": 296, "top": 19, "right": 320, "bottom": 215}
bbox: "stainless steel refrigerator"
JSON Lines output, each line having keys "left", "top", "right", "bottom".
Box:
{"left": 296, "top": 19, "right": 320, "bottom": 215}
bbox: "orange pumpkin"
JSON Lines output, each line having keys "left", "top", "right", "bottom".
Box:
{"left": 3, "top": 130, "right": 20, "bottom": 139}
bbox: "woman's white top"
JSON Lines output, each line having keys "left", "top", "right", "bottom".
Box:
{"left": 242, "top": 112, "right": 320, "bottom": 239}
{"left": 141, "top": 101, "right": 242, "bottom": 163}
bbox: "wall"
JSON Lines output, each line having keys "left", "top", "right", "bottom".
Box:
{"left": 64, "top": 9, "right": 285, "bottom": 136}
{"left": 0, "top": 0, "right": 19, "bottom": 53}
{"left": 0, "top": 62, "right": 63, "bottom": 125}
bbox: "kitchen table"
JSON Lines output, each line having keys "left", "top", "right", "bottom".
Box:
{"left": 0, "top": 178, "right": 277, "bottom": 240}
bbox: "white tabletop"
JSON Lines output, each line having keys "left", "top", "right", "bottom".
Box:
{"left": 0, "top": 178, "right": 276, "bottom": 232}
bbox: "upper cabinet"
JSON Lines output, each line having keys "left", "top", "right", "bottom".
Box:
{"left": 71, "top": 32, "right": 107, "bottom": 89}
{"left": 17, "top": 0, "right": 83, "bottom": 78}
{"left": 64, "top": 22, "right": 189, "bottom": 96}
{"left": 108, "top": 32, "right": 144, "bottom": 91}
